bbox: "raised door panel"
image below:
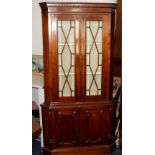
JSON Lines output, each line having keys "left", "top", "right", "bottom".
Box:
{"left": 82, "top": 106, "right": 106, "bottom": 146}
{"left": 82, "top": 103, "right": 116, "bottom": 146}
{"left": 53, "top": 108, "right": 81, "bottom": 148}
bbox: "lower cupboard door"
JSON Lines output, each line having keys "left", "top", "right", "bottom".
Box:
{"left": 54, "top": 108, "right": 80, "bottom": 148}
{"left": 82, "top": 105, "right": 115, "bottom": 146}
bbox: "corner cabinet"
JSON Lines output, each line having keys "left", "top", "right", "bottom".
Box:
{"left": 40, "top": 2, "right": 116, "bottom": 155}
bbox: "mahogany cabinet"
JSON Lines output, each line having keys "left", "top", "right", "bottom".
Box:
{"left": 40, "top": 2, "right": 116, "bottom": 155}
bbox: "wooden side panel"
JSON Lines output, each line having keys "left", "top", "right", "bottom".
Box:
{"left": 40, "top": 9, "right": 52, "bottom": 101}
{"left": 41, "top": 105, "right": 54, "bottom": 149}
{"left": 105, "top": 104, "right": 116, "bottom": 144}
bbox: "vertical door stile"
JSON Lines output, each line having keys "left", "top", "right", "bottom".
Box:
{"left": 101, "top": 15, "right": 106, "bottom": 99}
{"left": 80, "top": 17, "right": 86, "bottom": 100}
{"left": 102, "top": 14, "right": 112, "bottom": 100}
{"left": 106, "top": 14, "right": 112, "bottom": 100}
{"left": 43, "top": 12, "right": 52, "bottom": 101}
{"left": 109, "top": 12, "right": 116, "bottom": 100}
{"left": 75, "top": 16, "right": 81, "bottom": 101}
{"left": 102, "top": 15, "right": 109, "bottom": 100}
{"left": 51, "top": 16, "right": 58, "bottom": 101}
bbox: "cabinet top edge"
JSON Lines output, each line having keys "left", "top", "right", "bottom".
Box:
{"left": 39, "top": 2, "right": 117, "bottom": 9}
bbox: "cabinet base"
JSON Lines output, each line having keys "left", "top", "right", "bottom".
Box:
{"left": 43, "top": 144, "right": 115, "bottom": 155}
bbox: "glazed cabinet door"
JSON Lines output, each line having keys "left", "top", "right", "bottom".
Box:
{"left": 49, "top": 15, "right": 81, "bottom": 101}
{"left": 80, "top": 15, "right": 113, "bottom": 100}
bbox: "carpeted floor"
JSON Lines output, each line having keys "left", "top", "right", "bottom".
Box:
{"left": 32, "top": 139, "right": 122, "bottom": 155}
{"left": 32, "top": 139, "right": 42, "bottom": 155}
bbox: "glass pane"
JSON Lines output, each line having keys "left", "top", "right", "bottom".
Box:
{"left": 62, "top": 21, "right": 70, "bottom": 37}
{"left": 62, "top": 45, "right": 71, "bottom": 73}
{"left": 86, "top": 21, "right": 103, "bottom": 96}
{"left": 90, "top": 81, "right": 98, "bottom": 95}
{"left": 58, "top": 20, "right": 75, "bottom": 97}
{"left": 90, "top": 44, "right": 98, "bottom": 73}
{"left": 58, "top": 28, "right": 65, "bottom": 44}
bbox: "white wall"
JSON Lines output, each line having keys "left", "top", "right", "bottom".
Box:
{"left": 32, "top": 0, "right": 44, "bottom": 55}
{"left": 32, "top": 0, "right": 117, "bottom": 55}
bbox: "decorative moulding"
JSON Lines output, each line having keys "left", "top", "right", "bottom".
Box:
{"left": 43, "top": 0, "right": 117, "bottom": 3}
